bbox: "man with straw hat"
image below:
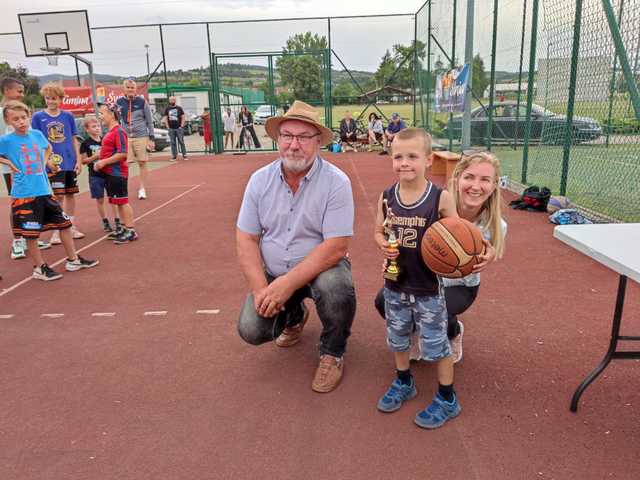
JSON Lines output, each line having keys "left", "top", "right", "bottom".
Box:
{"left": 236, "top": 100, "right": 356, "bottom": 393}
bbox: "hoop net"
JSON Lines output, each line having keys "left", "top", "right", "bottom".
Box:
{"left": 41, "top": 47, "right": 62, "bottom": 66}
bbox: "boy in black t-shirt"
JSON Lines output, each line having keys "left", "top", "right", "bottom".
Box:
{"left": 374, "top": 128, "right": 461, "bottom": 430}
{"left": 79, "top": 116, "right": 119, "bottom": 232}
{"left": 161, "top": 96, "right": 187, "bottom": 161}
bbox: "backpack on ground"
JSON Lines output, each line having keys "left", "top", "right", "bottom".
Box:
{"left": 510, "top": 186, "right": 551, "bottom": 212}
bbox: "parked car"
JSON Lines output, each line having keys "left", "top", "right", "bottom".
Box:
{"left": 253, "top": 105, "right": 277, "bottom": 125}
{"left": 445, "top": 101, "right": 602, "bottom": 145}
{"left": 152, "top": 128, "right": 170, "bottom": 152}
{"left": 153, "top": 111, "right": 195, "bottom": 135}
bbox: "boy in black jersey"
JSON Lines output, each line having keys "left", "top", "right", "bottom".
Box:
{"left": 374, "top": 128, "right": 460, "bottom": 429}
{"left": 79, "top": 115, "right": 119, "bottom": 232}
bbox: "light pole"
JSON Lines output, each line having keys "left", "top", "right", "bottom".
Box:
{"left": 144, "top": 44, "right": 150, "bottom": 77}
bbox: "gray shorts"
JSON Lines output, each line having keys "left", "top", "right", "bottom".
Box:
{"left": 384, "top": 287, "right": 451, "bottom": 361}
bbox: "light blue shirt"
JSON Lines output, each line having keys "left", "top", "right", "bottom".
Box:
{"left": 0, "top": 130, "right": 52, "bottom": 198}
{"left": 237, "top": 156, "right": 354, "bottom": 277}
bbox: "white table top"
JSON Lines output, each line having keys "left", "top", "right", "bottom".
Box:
{"left": 554, "top": 223, "right": 640, "bottom": 284}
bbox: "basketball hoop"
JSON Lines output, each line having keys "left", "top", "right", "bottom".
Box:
{"left": 40, "top": 47, "right": 62, "bottom": 66}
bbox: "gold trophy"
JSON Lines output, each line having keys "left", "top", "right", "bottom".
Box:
{"left": 382, "top": 199, "right": 400, "bottom": 281}
{"left": 50, "top": 154, "right": 63, "bottom": 169}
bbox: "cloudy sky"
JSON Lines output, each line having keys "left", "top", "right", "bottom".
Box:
{"left": 1, "top": 0, "right": 532, "bottom": 78}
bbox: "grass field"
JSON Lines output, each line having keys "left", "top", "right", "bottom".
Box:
{"left": 493, "top": 142, "right": 640, "bottom": 222}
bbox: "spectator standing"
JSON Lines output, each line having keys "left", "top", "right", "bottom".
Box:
{"left": 222, "top": 107, "right": 235, "bottom": 150}
{"left": 116, "top": 78, "right": 155, "bottom": 200}
{"left": 162, "top": 96, "right": 188, "bottom": 162}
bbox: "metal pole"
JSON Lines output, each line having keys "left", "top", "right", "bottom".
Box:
{"left": 560, "top": 0, "right": 584, "bottom": 196}
{"left": 601, "top": 0, "right": 640, "bottom": 119}
{"left": 413, "top": 14, "right": 418, "bottom": 127}
{"left": 462, "top": 0, "right": 474, "bottom": 150}
{"left": 268, "top": 55, "right": 276, "bottom": 149}
{"left": 486, "top": 0, "right": 499, "bottom": 151}
{"left": 327, "top": 18, "right": 333, "bottom": 130}
{"left": 159, "top": 25, "right": 170, "bottom": 100}
{"left": 206, "top": 24, "right": 216, "bottom": 154}
{"left": 71, "top": 54, "right": 100, "bottom": 119}
{"left": 605, "top": 0, "right": 624, "bottom": 148}
{"left": 514, "top": 0, "right": 528, "bottom": 149}
{"left": 74, "top": 57, "right": 81, "bottom": 86}
{"left": 426, "top": 0, "right": 432, "bottom": 131}
{"left": 449, "top": 0, "right": 457, "bottom": 151}
{"left": 522, "top": 0, "right": 540, "bottom": 184}
{"left": 145, "top": 44, "right": 150, "bottom": 76}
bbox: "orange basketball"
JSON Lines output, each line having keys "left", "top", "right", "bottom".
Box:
{"left": 421, "top": 217, "right": 485, "bottom": 278}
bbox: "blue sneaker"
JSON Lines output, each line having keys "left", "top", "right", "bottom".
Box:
{"left": 414, "top": 392, "right": 461, "bottom": 429}
{"left": 377, "top": 378, "right": 417, "bottom": 413}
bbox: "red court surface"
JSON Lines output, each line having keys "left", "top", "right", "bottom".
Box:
{"left": 1, "top": 152, "right": 639, "bottom": 479}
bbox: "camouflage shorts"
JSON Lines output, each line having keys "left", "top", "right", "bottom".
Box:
{"left": 383, "top": 288, "right": 451, "bottom": 361}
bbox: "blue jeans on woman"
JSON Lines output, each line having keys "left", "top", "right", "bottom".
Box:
{"left": 238, "top": 258, "right": 356, "bottom": 357}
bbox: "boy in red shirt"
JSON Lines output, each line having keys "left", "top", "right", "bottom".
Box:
{"left": 93, "top": 103, "right": 138, "bottom": 243}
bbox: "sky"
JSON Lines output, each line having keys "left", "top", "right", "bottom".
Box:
{"left": 0, "top": 0, "right": 532, "bottom": 79}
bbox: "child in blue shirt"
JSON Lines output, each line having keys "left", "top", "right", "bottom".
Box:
{"left": 31, "top": 82, "right": 84, "bottom": 244}
{"left": 0, "top": 101, "right": 98, "bottom": 281}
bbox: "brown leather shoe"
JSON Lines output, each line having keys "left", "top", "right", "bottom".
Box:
{"left": 311, "top": 354, "right": 344, "bottom": 393}
{"left": 275, "top": 306, "right": 309, "bottom": 347}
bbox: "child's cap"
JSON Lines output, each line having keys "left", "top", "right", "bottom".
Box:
{"left": 391, "top": 112, "right": 400, "bottom": 119}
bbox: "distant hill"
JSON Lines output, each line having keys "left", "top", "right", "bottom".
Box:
{"left": 37, "top": 73, "right": 124, "bottom": 85}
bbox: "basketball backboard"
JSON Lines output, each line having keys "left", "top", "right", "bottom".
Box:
{"left": 18, "top": 10, "right": 93, "bottom": 57}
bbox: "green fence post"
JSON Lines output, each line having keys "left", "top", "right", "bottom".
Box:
{"left": 413, "top": 14, "right": 418, "bottom": 127}
{"left": 522, "top": 0, "right": 540, "bottom": 184}
{"left": 268, "top": 55, "right": 276, "bottom": 150}
{"left": 448, "top": 0, "right": 457, "bottom": 151}
{"left": 425, "top": 1, "right": 432, "bottom": 131}
{"left": 514, "top": 0, "right": 528, "bottom": 149}
{"left": 602, "top": 0, "right": 640, "bottom": 119}
{"left": 327, "top": 19, "right": 333, "bottom": 130}
{"left": 560, "top": 0, "right": 584, "bottom": 196}
{"left": 206, "top": 23, "right": 216, "bottom": 154}
{"left": 605, "top": 0, "right": 624, "bottom": 148}
{"left": 486, "top": 0, "right": 499, "bottom": 151}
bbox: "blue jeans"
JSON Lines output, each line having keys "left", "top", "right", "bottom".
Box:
{"left": 168, "top": 127, "right": 187, "bottom": 159}
{"left": 237, "top": 258, "right": 356, "bottom": 357}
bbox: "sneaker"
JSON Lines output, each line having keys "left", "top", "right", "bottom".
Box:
{"left": 37, "top": 240, "right": 51, "bottom": 250}
{"left": 169, "top": 157, "right": 177, "bottom": 163}
{"left": 50, "top": 230, "right": 62, "bottom": 245}
{"left": 414, "top": 392, "right": 462, "bottom": 429}
{"left": 11, "top": 239, "right": 26, "bottom": 260}
{"left": 107, "top": 227, "right": 124, "bottom": 240}
{"left": 65, "top": 255, "right": 99, "bottom": 272}
{"left": 275, "top": 304, "right": 309, "bottom": 347}
{"left": 33, "top": 264, "right": 63, "bottom": 281}
{"left": 311, "top": 354, "right": 343, "bottom": 393}
{"left": 71, "top": 226, "right": 85, "bottom": 239}
{"left": 113, "top": 229, "right": 139, "bottom": 244}
{"left": 182, "top": 156, "right": 188, "bottom": 161}
{"left": 378, "top": 150, "right": 388, "bottom": 156}
{"left": 138, "top": 188, "right": 147, "bottom": 200}
{"left": 377, "top": 377, "right": 417, "bottom": 413}
{"left": 102, "top": 219, "right": 113, "bottom": 233}
{"left": 451, "top": 320, "right": 464, "bottom": 364}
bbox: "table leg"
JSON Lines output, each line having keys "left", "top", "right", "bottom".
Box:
{"left": 570, "top": 275, "right": 627, "bottom": 412}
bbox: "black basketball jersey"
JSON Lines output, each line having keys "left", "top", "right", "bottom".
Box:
{"left": 383, "top": 181, "right": 442, "bottom": 296}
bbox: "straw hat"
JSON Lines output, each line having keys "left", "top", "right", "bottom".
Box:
{"left": 265, "top": 100, "right": 334, "bottom": 145}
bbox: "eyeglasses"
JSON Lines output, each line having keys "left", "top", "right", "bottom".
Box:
{"left": 279, "top": 133, "right": 319, "bottom": 145}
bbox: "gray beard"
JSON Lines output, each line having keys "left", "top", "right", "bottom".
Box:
{"left": 282, "top": 156, "right": 315, "bottom": 173}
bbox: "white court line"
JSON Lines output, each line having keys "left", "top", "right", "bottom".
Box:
{"left": 144, "top": 311, "right": 168, "bottom": 316}
{"left": 0, "top": 184, "right": 202, "bottom": 298}
{"left": 41, "top": 313, "right": 64, "bottom": 318}
{"left": 92, "top": 312, "right": 116, "bottom": 317}
{"left": 196, "top": 309, "right": 220, "bottom": 314}
{"left": 348, "top": 156, "right": 377, "bottom": 221}
{"left": 0, "top": 314, "right": 15, "bottom": 319}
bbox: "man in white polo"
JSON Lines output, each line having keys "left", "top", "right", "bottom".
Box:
{"left": 116, "top": 78, "right": 154, "bottom": 199}
{"left": 236, "top": 100, "right": 356, "bottom": 393}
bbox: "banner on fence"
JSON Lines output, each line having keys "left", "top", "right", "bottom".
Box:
{"left": 434, "top": 64, "right": 470, "bottom": 113}
{"left": 61, "top": 84, "right": 148, "bottom": 115}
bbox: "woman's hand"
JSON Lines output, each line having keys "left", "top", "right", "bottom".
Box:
{"left": 472, "top": 239, "right": 496, "bottom": 272}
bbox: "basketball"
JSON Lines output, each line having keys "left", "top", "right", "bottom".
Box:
{"left": 421, "top": 217, "right": 486, "bottom": 278}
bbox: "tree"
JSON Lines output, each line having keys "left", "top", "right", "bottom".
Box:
{"left": 372, "top": 41, "right": 426, "bottom": 91}
{"left": 374, "top": 50, "right": 395, "bottom": 89}
{"left": 333, "top": 80, "right": 357, "bottom": 104}
{"left": 472, "top": 54, "right": 489, "bottom": 99}
{"left": 0, "top": 62, "right": 43, "bottom": 108}
{"left": 276, "top": 32, "right": 328, "bottom": 101}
